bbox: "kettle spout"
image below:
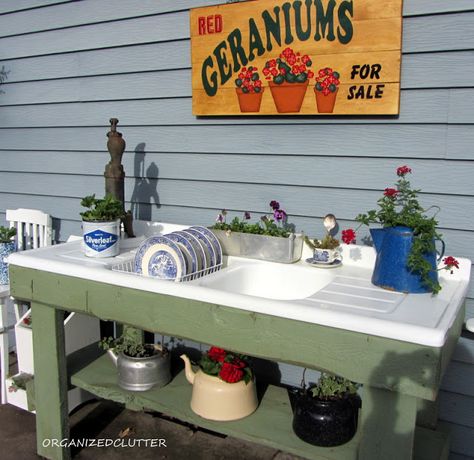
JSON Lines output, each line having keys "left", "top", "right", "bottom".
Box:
{"left": 106, "top": 348, "right": 119, "bottom": 367}
{"left": 370, "top": 228, "right": 385, "bottom": 253}
{"left": 180, "top": 354, "right": 196, "bottom": 384}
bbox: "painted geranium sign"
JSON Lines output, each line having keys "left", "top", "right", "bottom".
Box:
{"left": 190, "top": 0, "right": 402, "bottom": 115}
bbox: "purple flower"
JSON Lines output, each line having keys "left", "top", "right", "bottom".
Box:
{"left": 270, "top": 200, "right": 280, "bottom": 210}
{"left": 244, "top": 211, "right": 251, "bottom": 220}
{"left": 274, "top": 209, "right": 287, "bottom": 222}
{"left": 216, "top": 213, "right": 224, "bottom": 223}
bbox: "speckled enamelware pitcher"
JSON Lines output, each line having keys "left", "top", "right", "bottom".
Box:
{"left": 370, "top": 226, "right": 444, "bottom": 294}
{"left": 0, "top": 242, "right": 16, "bottom": 285}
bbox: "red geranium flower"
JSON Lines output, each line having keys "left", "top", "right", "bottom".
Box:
{"left": 397, "top": 165, "right": 412, "bottom": 177}
{"left": 384, "top": 188, "right": 399, "bottom": 197}
{"left": 443, "top": 256, "right": 459, "bottom": 273}
{"left": 341, "top": 228, "right": 356, "bottom": 245}
{"left": 207, "top": 346, "right": 226, "bottom": 362}
{"left": 219, "top": 361, "right": 245, "bottom": 383}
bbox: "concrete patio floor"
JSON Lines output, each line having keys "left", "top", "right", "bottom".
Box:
{"left": 0, "top": 353, "right": 303, "bottom": 460}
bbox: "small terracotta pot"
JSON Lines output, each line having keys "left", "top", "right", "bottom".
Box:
{"left": 269, "top": 80, "right": 309, "bottom": 113}
{"left": 314, "top": 88, "right": 338, "bottom": 113}
{"left": 236, "top": 88, "right": 264, "bottom": 112}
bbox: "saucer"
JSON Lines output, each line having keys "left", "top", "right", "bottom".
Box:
{"left": 305, "top": 258, "right": 342, "bottom": 269}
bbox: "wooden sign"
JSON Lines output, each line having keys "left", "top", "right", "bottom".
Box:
{"left": 190, "top": 0, "right": 403, "bottom": 115}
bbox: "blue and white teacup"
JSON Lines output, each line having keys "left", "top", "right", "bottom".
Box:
{"left": 313, "top": 248, "right": 340, "bottom": 264}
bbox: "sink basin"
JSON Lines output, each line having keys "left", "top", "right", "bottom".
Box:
{"left": 196, "top": 262, "right": 334, "bottom": 300}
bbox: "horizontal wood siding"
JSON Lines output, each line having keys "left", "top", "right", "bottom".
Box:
{"left": 0, "top": 1, "right": 473, "bottom": 457}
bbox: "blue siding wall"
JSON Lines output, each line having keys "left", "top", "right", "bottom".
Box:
{"left": 0, "top": 1, "right": 473, "bottom": 458}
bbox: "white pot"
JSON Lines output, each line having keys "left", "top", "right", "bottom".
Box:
{"left": 82, "top": 219, "right": 120, "bottom": 257}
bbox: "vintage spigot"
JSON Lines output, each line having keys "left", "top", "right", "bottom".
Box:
{"left": 105, "top": 118, "right": 135, "bottom": 237}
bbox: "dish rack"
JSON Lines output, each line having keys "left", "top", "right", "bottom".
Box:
{"left": 111, "top": 257, "right": 222, "bottom": 282}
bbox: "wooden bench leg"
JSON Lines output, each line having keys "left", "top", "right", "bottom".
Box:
{"left": 32, "top": 302, "right": 71, "bottom": 460}
{"left": 358, "top": 385, "right": 418, "bottom": 460}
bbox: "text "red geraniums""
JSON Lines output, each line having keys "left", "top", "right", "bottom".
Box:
{"left": 199, "top": 347, "right": 253, "bottom": 384}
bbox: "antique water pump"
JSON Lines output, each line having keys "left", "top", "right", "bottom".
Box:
{"left": 105, "top": 118, "right": 134, "bottom": 237}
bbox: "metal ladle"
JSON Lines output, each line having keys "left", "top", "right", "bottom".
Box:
{"left": 323, "top": 213, "right": 337, "bottom": 235}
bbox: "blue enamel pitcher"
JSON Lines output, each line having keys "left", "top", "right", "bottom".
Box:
{"left": 370, "top": 226, "right": 444, "bottom": 294}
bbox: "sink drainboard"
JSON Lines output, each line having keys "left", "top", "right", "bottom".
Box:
{"left": 305, "top": 276, "right": 405, "bottom": 313}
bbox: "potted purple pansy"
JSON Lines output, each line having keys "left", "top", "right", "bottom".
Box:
{"left": 210, "top": 201, "right": 303, "bottom": 263}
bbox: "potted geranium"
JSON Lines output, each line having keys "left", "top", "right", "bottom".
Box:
{"left": 235, "top": 66, "right": 264, "bottom": 112}
{"left": 80, "top": 193, "right": 124, "bottom": 257}
{"left": 292, "top": 373, "right": 361, "bottom": 447}
{"left": 263, "top": 48, "right": 314, "bottom": 113}
{"left": 314, "top": 67, "right": 340, "bottom": 113}
{"left": 180, "top": 347, "right": 258, "bottom": 421}
{"left": 210, "top": 200, "right": 304, "bottom": 263}
{"left": 352, "top": 165, "right": 459, "bottom": 293}
{"left": 0, "top": 226, "right": 17, "bottom": 284}
{"left": 100, "top": 327, "right": 171, "bottom": 392}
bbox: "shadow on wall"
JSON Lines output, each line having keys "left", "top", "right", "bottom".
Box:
{"left": 359, "top": 348, "right": 440, "bottom": 459}
{"left": 130, "top": 143, "right": 161, "bottom": 221}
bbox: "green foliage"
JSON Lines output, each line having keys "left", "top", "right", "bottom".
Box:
{"left": 0, "top": 226, "right": 17, "bottom": 244}
{"left": 80, "top": 194, "right": 124, "bottom": 222}
{"left": 213, "top": 216, "right": 290, "bottom": 238}
{"left": 304, "top": 234, "right": 340, "bottom": 250}
{"left": 356, "top": 169, "right": 443, "bottom": 294}
{"left": 310, "top": 373, "right": 359, "bottom": 400}
{"left": 99, "top": 335, "right": 161, "bottom": 358}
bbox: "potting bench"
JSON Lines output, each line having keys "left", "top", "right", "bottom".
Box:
{"left": 7, "top": 233, "right": 469, "bottom": 460}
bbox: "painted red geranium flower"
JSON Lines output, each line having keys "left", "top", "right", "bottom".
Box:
{"left": 207, "top": 347, "right": 226, "bottom": 362}
{"left": 443, "top": 256, "right": 459, "bottom": 273}
{"left": 341, "top": 228, "right": 356, "bottom": 245}
{"left": 397, "top": 165, "right": 412, "bottom": 177}
{"left": 384, "top": 188, "right": 399, "bottom": 197}
{"left": 219, "top": 361, "right": 244, "bottom": 383}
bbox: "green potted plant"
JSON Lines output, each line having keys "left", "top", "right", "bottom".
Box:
{"left": 100, "top": 327, "right": 171, "bottom": 392}
{"left": 210, "top": 200, "right": 304, "bottom": 263}
{"left": 351, "top": 165, "right": 458, "bottom": 293}
{"left": 80, "top": 193, "right": 124, "bottom": 258}
{"left": 263, "top": 47, "right": 314, "bottom": 113}
{"left": 0, "top": 226, "right": 17, "bottom": 284}
{"left": 292, "top": 373, "right": 361, "bottom": 447}
{"left": 304, "top": 233, "right": 341, "bottom": 265}
{"left": 235, "top": 66, "right": 264, "bottom": 112}
{"left": 180, "top": 347, "right": 258, "bottom": 421}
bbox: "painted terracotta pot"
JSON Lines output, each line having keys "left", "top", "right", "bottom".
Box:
{"left": 314, "top": 88, "right": 338, "bottom": 113}
{"left": 181, "top": 354, "right": 258, "bottom": 421}
{"left": 292, "top": 390, "right": 361, "bottom": 447}
{"left": 269, "top": 80, "right": 309, "bottom": 113}
{"left": 236, "top": 88, "right": 264, "bottom": 112}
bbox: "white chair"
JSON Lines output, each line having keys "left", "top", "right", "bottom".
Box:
{"left": 0, "top": 208, "right": 52, "bottom": 403}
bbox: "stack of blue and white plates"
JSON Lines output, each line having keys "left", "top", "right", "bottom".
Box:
{"left": 134, "top": 225, "right": 222, "bottom": 281}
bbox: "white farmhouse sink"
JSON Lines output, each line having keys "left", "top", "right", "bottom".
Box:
{"left": 196, "top": 261, "right": 334, "bottom": 300}
{"left": 7, "top": 222, "right": 472, "bottom": 347}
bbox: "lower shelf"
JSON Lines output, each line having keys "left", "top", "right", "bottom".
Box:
{"left": 71, "top": 355, "right": 449, "bottom": 460}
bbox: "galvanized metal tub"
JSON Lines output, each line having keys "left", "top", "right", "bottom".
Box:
{"left": 210, "top": 230, "right": 304, "bottom": 264}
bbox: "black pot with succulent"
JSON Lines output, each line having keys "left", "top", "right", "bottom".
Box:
{"left": 100, "top": 327, "right": 171, "bottom": 392}
{"left": 291, "top": 372, "right": 361, "bottom": 447}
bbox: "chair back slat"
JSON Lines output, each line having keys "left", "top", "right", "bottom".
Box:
{"left": 5, "top": 208, "right": 53, "bottom": 251}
